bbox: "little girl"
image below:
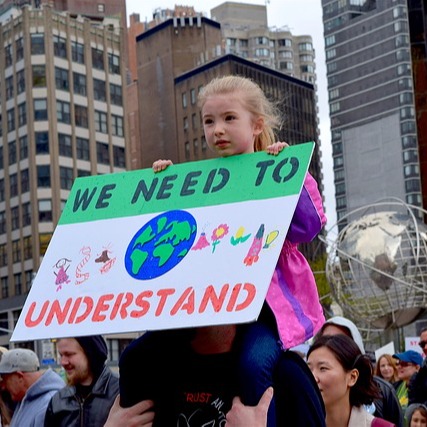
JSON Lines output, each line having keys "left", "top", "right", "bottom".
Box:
{"left": 405, "top": 404, "right": 427, "bottom": 427}
{"left": 119, "top": 75, "right": 326, "bottom": 426}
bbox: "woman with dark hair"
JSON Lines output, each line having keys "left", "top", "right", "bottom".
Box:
{"left": 307, "top": 335, "right": 395, "bottom": 427}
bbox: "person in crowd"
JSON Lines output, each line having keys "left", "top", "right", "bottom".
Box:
{"left": 408, "top": 330, "right": 427, "bottom": 406}
{"left": 44, "top": 335, "right": 119, "bottom": 427}
{"left": 307, "top": 334, "right": 395, "bottom": 427}
{"left": 119, "top": 75, "right": 327, "bottom": 426}
{"left": 376, "top": 354, "right": 399, "bottom": 384}
{"left": 0, "top": 348, "right": 64, "bottom": 426}
{"left": 405, "top": 403, "right": 427, "bottom": 427}
{"left": 317, "top": 316, "right": 403, "bottom": 427}
{"left": 418, "top": 328, "right": 427, "bottom": 362}
{"left": 393, "top": 350, "right": 422, "bottom": 411}
{"left": 0, "top": 346, "right": 14, "bottom": 427}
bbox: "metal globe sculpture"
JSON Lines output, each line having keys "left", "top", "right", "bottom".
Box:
{"left": 326, "top": 199, "right": 427, "bottom": 329}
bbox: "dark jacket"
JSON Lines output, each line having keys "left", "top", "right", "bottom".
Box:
{"left": 409, "top": 365, "right": 427, "bottom": 405}
{"left": 374, "top": 376, "right": 403, "bottom": 427}
{"left": 44, "top": 366, "right": 119, "bottom": 427}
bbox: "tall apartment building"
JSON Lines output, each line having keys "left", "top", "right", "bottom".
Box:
{"left": 322, "top": 0, "right": 425, "bottom": 226}
{"left": 0, "top": 4, "right": 129, "bottom": 356}
{"left": 210, "top": 2, "right": 317, "bottom": 85}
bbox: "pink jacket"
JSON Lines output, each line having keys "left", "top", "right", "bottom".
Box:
{"left": 266, "top": 173, "right": 326, "bottom": 349}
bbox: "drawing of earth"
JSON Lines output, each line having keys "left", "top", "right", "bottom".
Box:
{"left": 124, "top": 210, "right": 197, "bottom": 280}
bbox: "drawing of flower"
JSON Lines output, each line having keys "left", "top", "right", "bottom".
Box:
{"left": 211, "top": 224, "right": 229, "bottom": 253}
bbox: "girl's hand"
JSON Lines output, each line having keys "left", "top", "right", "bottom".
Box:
{"left": 152, "top": 159, "right": 173, "bottom": 172}
{"left": 266, "top": 141, "right": 289, "bottom": 155}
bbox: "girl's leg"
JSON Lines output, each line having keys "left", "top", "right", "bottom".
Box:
{"left": 274, "top": 350, "right": 326, "bottom": 426}
{"left": 237, "top": 320, "right": 281, "bottom": 426}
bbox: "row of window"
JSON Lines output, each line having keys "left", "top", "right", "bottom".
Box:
{"left": 0, "top": 238, "right": 32, "bottom": 268}
{"left": 0, "top": 270, "right": 33, "bottom": 298}
{"left": 226, "top": 38, "right": 311, "bottom": 50}
{"left": 4, "top": 34, "right": 121, "bottom": 75}
{"left": 184, "top": 137, "right": 207, "bottom": 160}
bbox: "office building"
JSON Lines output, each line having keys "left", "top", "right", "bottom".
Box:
{"left": 322, "top": 0, "right": 424, "bottom": 225}
{"left": 0, "top": 4, "right": 129, "bottom": 358}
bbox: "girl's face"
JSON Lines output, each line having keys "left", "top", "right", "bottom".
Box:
{"left": 411, "top": 409, "right": 427, "bottom": 427}
{"left": 307, "top": 346, "right": 358, "bottom": 409}
{"left": 201, "top": 93, "right": 263, "bottom": 157}
{"left": 378, "top": 357, "right": 394, "bottom": 381}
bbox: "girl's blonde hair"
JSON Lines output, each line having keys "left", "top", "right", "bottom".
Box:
{"left": 198, "top": 75, "right": 281, "bottom": 152}
{"left": 374, "top": 353, "right": 399, "bottom": 383}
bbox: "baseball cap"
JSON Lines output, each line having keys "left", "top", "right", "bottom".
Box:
{"left": 0, "top": 349, "right": 40, "bottom": 374}
{"left": 393, "top": 350, "right": 423, "bottom": 366}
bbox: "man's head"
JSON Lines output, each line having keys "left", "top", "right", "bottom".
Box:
{"left": 393, "top": 350, "right": 422, "bottom": 384}
{"left": 57, "top": 336, "right": 108, "bottom": 386}
{"left": 0, "top": 348, "right": 41, "bottom": 401}
{"left": 419, "top": 327, "right": 427, "bottom": 357}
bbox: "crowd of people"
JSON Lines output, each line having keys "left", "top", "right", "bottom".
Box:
{"left": 0, "top": 75, "right": 425, "bottom": 426}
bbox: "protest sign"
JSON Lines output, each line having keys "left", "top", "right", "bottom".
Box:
{"left": 12, "top": 142, "right": 314, "bottom": 341}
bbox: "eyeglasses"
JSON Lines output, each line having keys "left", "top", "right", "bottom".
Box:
{"left": 396, "top": 361, "right": 414, "bottom": 368}
{"left": 419, "top": 341, "right": 427, "bottom": 349}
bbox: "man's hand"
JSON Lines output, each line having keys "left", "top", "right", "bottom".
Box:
{"left": 265, "top": 141, "right": 288, "bottom": 155}
{"left": 152, "top": 159, "right": 173, "bottom": 172}
{"left": 225, "top": 387, "right": 273, "bottom": 427}
{"left": 104, "top": 395, "right": 155, "bottom": 427}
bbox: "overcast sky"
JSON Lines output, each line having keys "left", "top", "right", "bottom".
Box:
{"left": 125, "top": 0, "right": 337, "bottom": 235}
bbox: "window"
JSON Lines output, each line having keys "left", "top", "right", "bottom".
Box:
{"left": 5, "top": 76, "right": 14, "bottom": 100}
{"left": 71, "top": 41, "right": 85, "bottom": 64}
{"left": 278, "top": 39, "right": 292, "bottom": 47}
{"left": 113, "top": 146, "right": 125, "bottom": 168}
{"left": 110, "top": 83, "right": 122, "bottom": 105}
{"left": 58, "top": 133, "right": 72, "bottom": 157}
{"left": 5, "top": 44, "right": 12, "bottom": 67}
{"left": 191, "top": 113, "right": 198, "bottom": 130}
{"left": 98, "top": 3, "right": 105, "bottom": 12}
{"left": 40, "top": 233, "right": 52, "bottom": 256}
{"left": 14, "top": 273, "right": 22, "bottom": 296}
{"left": 39, "top": 199, "right": 52, "bottom": 222}
{"left": 402, "top": 135, "right": 416, "bottom": 148}
{"left": 97, "top": 142, "right": 109, "bottom": 164}
{"left": 201, "top": 136, "right": 207, "bottom": 152}
{"left": 34, "top": 99, "right": 48, "bottom": 121}
{"left": 329, "top": 89, "right": 339, "bottom": 100}
{"left": 75, "top": 105, "right": 88, "bottom": 128}
{"left": 55, "top": 67, "right": 69, "bottom": 91}
{"left": 11, "top": 207, "right": 19, "bottom": 230}
{"left": 8, "top": 141, "right": 17, "bottom": 165}
{"left": 301, "top": 64, "right": 315, "bottom": 73}
{"left": 25, "top": 270, "right": 33, "bottom": 287}
{"left": 330, "top": 102, "right": 341, "bottom": 113}
{"left": 93, "top": 78, "right": 106, "bottom": 101}
{"left": 405, "top": 179, "right": 420, "bottom": 193}
{"left": 404, "top": 165, "right": 419, "bottom": 178}
{"left": 299, "top": 42, "right": 313, "bottom": 52}
{"left": 1, "top": 277, "right": 8, "bottom": 298}
{"left": 0, "top": 212, "right": 5, "bottom": 234}
{"left": 57, "top": 101, "right": 71, "bottom": 124}
{"left": 31, "top": 33, "right": 45, "bottom": 54}
{"left": 401, "top": 121, "right": 416, "bottom": 134}
{"left": 403, "top": 149, "right": 418, "bottom": 163}
{"left": 18, "top": 103, "right": 26, "bottom": 127}
{"left": 400, "top": 107, "right": 414, "bottom": 119}
{"left": 326, "top": 48, "right": 336, "bottom": 59}
{"left": 193, "top": 139, "right": 198, "bottom": 156}
{"left": 35, "top": 132, "right": 49, "bottom": 154}
{"left": 21, "top": 169, "right": 29, "bottom": 193}
{"left": 190, "top": 89, "right": 196, "bottom": 105}
{"left": 92, "top": 48, "right": 104, "bottom": 70}
{"left": 183, "top": 117, "right": 189, "bottom": 131}
{"left": 60, "top": 166, "right": 74, "bottom": 190}
{"left": 17, "top": 69, "right": 25, "bottom": 94}
{"left": 76, "top": 137, "right": 90, "bottom": 160}
{"left": 112, "top": 115, "right": 124, "bottom": 137}
{"left": 325, "top": 34, "right": 336, "bottom": 46}
{"left": 280, "top": 61, "right": 293, "bottom": 71}
{"left": 10, "top": 174, "right": 18, "bottom": 197}
{"left": 16, "top": 38, "right": 24, "bottom": 61}
{"left": 7, "top": 108, "right": 15, "bottom": 132}
{"left": 22, "top": 202, "right": 31, "bottom": 226}
{"left": 239, "top": 39, "right": 248, "bottom": 47}
{"left": 108, "top": 53, "right": 120, "bottom": 74}
{"left": 37, "top": 165, "right": 51, "bottom": 187}
{"left": 185, "top": 141, "right": 190, "bottom": 160}
{"left": 95, "top": 111, "right": 108, "bottom": 133}
{"left": 78, "top": 169, "right": 91, "bottom": 177}
{"left": 255, "top": 48, "right": 269, "bottom": 57}
{"left": 0, "top": 180, "right": 4, "bottom": 202}
{"left": 12, "top": 239, "right": 21, "bottom": 263}
{"left": 54, "top": 35, "right": 67, "bottom": 58}
{"left": 0, "top": 245, "right": 7, "bottom": 268}
{"left": 73, "top": 72, "right": 87, "bottom": 96}
{"left": 20, "top": 135, "right": 28, "bottom": 160}
{"left": 182, "top": 93, "right": 187, "bottom": 108}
